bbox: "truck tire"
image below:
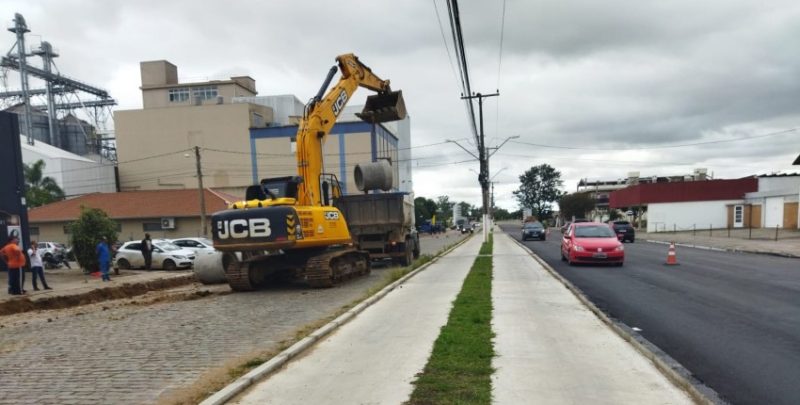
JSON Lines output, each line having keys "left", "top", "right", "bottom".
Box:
{"left": 400, "top": 241, "right": 413, "bottom": 267}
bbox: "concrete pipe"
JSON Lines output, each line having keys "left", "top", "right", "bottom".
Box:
{"left": 193, "top": 251, "right": 234, "bottom": 284}
{"left": 354, "top": 160, "right": 394, "bottom": 192}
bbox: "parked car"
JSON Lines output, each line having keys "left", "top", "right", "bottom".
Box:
{"left": 113, "top": 239, "right": 196, "bottom": 270}
{"left": 561, "top": 223, "right": 624, "bottom": 266}
{"left": 608, "top": 220, "right": 636, "bottom": 243}
{"left": 37, "top": 241, "right": 66, "bottom": 259}
{"left": 170, "top": 237, "right": 217, "bottom": 256}
{"left": 521, "top": 221, "right": 546, "bottom": 241}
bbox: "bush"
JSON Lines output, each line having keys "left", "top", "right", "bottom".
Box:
{"left": 68, "top": 207, "right": 119, "bottom": 273}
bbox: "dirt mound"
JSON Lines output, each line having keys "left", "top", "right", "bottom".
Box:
{"left": 0, "top": 274, "right": 196, "bottom": 316}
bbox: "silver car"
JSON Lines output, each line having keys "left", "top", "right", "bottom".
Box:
{"left": 113, "top": 239, "right": 196, "bottom": 270}
{"left": 170, "top": 237, "right": 217, "bottom": 256}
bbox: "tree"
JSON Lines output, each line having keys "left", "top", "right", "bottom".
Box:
{"left": 414, "top": 196, "right": 438, "bottom": 224}
{"left": 435, "top": 195, "right": 453, "bottom": 225}
{"left": 68, "top": 207, "right": 118, "bottom": 273}
{"left": 559, "top": 192, "right": 595, "bottom": 220}
{"left": 492, "top": 207, "right": 513, "bottom": 220}
{"left": 457, "top": 201, "right": 471, "bottom": 218}
{"left": 24, "top": 159, "right": 65, "bottom": 207}
{"left": 513, "top": 164, "right": 564, "bottom": 221}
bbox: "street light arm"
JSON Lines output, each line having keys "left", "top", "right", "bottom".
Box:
{"left": 447, "top": 139, "right": 480, "bottom": 160}
{"left": 488, "top": 135, "right": 520, "bottom": 157}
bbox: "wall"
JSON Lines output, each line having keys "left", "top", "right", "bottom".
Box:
{"left": 20, "top": 140, "right": 116, "bottom": 197}
{"left": 32, "top": 216, "right": 211, "bottom": 245}
{"left": 647, "top": 200, "right": 743, "bottom": 232}
{"left": 114, "top": 103, "right": 273, "bottom": 191}
{"left": 758, "top": 176, "right": 800, "bottom": 192}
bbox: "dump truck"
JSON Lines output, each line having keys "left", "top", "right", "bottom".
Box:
{"left": 334, "top": 190, "right": 419, "bottom": 267}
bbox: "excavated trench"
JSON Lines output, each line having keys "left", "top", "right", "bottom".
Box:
{"left": 0, "top": 274, "right": 197, "bottom": 316}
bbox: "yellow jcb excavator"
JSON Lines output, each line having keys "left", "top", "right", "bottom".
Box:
{"left": 210, "top": 53, "right": 406, "bottom": 290}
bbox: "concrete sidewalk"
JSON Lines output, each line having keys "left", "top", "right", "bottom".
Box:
{"left": 639, "top": 230, "right": 800, "bottom": 258}
{"left": 230, "top": 234, "right": 483, "bottom": 404}
{"left": 225, "top": 230, "right": 692, "bottom": 404}
{"left": 491, "top": 232, "right": 691, "bottom": 404}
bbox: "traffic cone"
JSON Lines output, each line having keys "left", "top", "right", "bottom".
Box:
{"left": 664, "top": 242, "right": 679, "bottom": 266}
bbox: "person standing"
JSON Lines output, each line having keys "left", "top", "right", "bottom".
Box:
{"left": 1, "top": 235, "right": 27, "bottom": 295}
{"left": 27, "top": 241, "right": 52, "bottom": 291}
{"left": 96, "top": 237, "right": 111, "bottom": 282}
{"left": 140, "top": 233, "right": 153, "bottom": 270}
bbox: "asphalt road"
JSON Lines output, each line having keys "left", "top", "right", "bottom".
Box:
{"left": 499, "top": 224, "right": 800, "bottom": 405}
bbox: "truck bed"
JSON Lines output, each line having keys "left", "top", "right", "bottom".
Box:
{"left": 334, "top": 192, "right": 412, "bottom": 233}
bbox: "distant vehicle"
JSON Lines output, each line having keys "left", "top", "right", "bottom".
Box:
{"left": 113, "top": 239, "right": 196, "bottom": 270}
{"left": 573, "top": 218, "right": 591, "bottom": 223}
{"left": 170, "top": 237, "right": 217, "bottom": 255}
{"left": 37, "top": 241, "right": 65, "bottom": 259}
{"left": 608, "top": 220, "right": 635, "bottom": 243}
{"left": 521, "top": 221, "right": 546, "bottom": 241}
{"left": 561, "top": 223, "right": 624, "bottom": 266}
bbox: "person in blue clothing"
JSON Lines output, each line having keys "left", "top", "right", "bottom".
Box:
{"left": 96, "top": 236, "right": 111, "bottom": 282}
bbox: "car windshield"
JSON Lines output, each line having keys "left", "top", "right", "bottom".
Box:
{"left": 524, "top": 223, "right": 543, "bottom": 230}
{"left": 155, "top": 242, "right": 180, "bottom": 251}
{"left": 574, "top": 225, "right": 616, "bottom": 238}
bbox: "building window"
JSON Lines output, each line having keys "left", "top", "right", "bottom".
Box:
{"left": 733, "top": 205, "right": 744, "bottom": 228}
{"left": 169, "top": 88, "right": 190, "bottom": 102}
{"left": 143, "top": 222, "right": 162, "bottom": 232}
{"left": 192, "top": 86, "right": 218, "bottom": 101}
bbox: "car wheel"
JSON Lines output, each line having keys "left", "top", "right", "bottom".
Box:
{"left": 163, "top": 259, "right": 177, "bottom": 271}
{"left": 567, "top": 254, "right": 575, "bottom": 266}
{"left": 116, "top": 258, "right": 130, "bottom": 270}
{"left": 615, "top": 262, "right": 624, "bottom": 267}
{"left": 560, "top": 250, "right": 567, "bottom": 261}
{"left": 629, "top": 238, "right": 635, "bottom": 243}
{"left": 541, "top": 236, "right": 546, "bottom": 241}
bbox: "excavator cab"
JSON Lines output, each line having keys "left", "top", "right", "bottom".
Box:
{"left": 356, "top": 90, "right": 407, "bottom": 123}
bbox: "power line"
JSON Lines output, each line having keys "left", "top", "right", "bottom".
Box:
{"left": 510, "top": 127, "right": 798, "bottom": 151}
{"left": 432, "top": 0, "right": 462, "bottom": 94}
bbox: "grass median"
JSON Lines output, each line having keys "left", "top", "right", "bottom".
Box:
{"left": 408, "top": 234, "right": 494, "bottom": 404}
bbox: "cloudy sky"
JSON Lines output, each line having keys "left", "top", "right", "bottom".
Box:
{"left": 2, "top": 1, "right": 799, "bottom": 211}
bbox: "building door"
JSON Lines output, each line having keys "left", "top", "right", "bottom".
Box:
{"left": 765, "top": 197, "right": 783, "bottom": 228}
{"left": 784, "top": 202, "right": 798, "bottom": 229}
{"left": 733, "top": 205, "right": 744, "bottom": 228}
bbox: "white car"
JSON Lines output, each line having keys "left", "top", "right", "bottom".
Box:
{"left": 170, "top": 237, "right": 217, "bottom": 256}
{"left": 113, "top": 239, "right": 196, "bottom": 270}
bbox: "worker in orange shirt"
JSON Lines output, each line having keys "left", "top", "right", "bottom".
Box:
{"left": 1, "top": 234, "right": 27, "bottom": 295}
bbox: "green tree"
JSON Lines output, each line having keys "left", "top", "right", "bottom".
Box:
{"left": 492, "top": 207, "right": 513, "bottom": 220}
{"left": 68, "top": 207, "right": 118, "bottom": 273}
{"left": 435, "top": 195, "right": 453, "bottom": 225}
{"left": 457, "top": 201, "right": 471, "bottom": 218}
{"left": 24, "top": 159, "right": 65, "bottom": 207}
{"left": 559, "top": 192, "right": 595, "bottom": 220}
{"left": 414, "top": 196, "right": 438, "bottom": 224}
{"left": 513, "top": 164, "right": 564, "bottom": 221}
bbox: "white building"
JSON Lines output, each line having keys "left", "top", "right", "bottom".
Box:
{"left": 20, "top": 136, "right": 116, "bottom": 197}
{"left": 743, "top": 174, "right": 800, "bottom": 228}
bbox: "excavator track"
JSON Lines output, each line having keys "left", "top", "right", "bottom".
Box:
{"left": 305, "top": 248, "right": 371, "bottom": 288}
{"left": 225, "top": 252, "right": 262, "bottom": 292}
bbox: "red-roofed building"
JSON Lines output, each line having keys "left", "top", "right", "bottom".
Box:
{"left": 28, "top": 189, "right": 241, "bottom": 243}
{"left": 609, "top": 178, "right": 759, "bottom": 232}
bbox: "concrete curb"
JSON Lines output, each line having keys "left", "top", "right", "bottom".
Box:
{"left": 200, "top": 234, "right": 474, "bottom": 405}
{"left": 645, "top": 239, "right": 800, "bottom": 259}
{"left": 507, "top": 233, "right": 727, "bottom": 405}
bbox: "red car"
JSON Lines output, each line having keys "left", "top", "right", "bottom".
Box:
{"left": 561, "top": 223, "right": 624, "bottom": 266}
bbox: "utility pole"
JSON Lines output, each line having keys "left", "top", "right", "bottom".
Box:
{"left": 194, "top": 146, "right": 207, "bottom": 236}
{"left": 461, "top": 91, "right": 499, "bottom": 242}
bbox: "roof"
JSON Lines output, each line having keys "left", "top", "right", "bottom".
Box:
{"left": 609, "top": 178, "right": 758, "bottom": 208}
{"left": 757, "top": 172, "right": 800, "bottom": 178}
{"left": 28, "top": 189, "right": 238, "bottom": 223}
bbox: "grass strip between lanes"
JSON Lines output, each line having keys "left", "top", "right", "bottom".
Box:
{"left": 408, "top": 233, "right": 494, "bottom": 404}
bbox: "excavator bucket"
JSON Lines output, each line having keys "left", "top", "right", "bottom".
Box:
{"left": 356, "top": 91, "right": 407, "bottom": 123}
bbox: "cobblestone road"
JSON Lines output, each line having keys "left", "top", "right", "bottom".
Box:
{"left": 0, "top": 232, "right": 467, "bottom": 405}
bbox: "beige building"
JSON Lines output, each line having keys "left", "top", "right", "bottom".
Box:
{"left": 115, "top": 60, "right": 273, "bottom": 194}
{"left": 115, "top": 60, "right": 411, "bottom": 197}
